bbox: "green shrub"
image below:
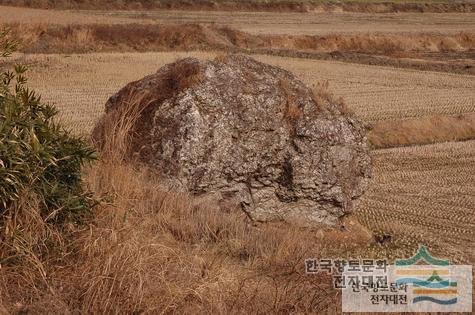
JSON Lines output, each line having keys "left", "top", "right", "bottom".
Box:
{"left": 0, "top": 29, "right": 96, "bottom": 224}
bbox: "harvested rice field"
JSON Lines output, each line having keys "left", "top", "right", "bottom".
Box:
{"left": 20, "top": 52, "right": 475, "bottom": 133}
{"left": 2, "top": 5, "right": 475, "bottom": 36}
{"left": 357, "top": 140, "right": 475, "bottom": 264}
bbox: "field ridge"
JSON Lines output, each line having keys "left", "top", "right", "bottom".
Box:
{"left": 5, "top": 23, "right": 475, "bottom": 75}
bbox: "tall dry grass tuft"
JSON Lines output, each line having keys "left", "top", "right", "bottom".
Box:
{"left": 92, "top": 58, "right": 204, "bottom": 162}
{"left": 312, "top": 81, "right": 353, "bottom": 116}
{"left": 0, "top": 191, "right": 63, "bottom": 298}
{"left": 70, "top": 158, "right": 351, "bottom": 313}
{"left": 92, "top": 92, "right": 150, "bottom": 161}
{"left": 279, "top": 78, "right": 302, "bottom": 122}
{"left": 369, "top": 113, "right": 475, "bottom": 149}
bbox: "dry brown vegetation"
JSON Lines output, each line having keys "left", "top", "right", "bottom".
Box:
{"left": 369, "top": 112, "right": 475, "bottom": 148}
{"left": 2, "top": 5, "right": 475, "bottom": 74}
{"left": 3, "top": 105, "right": 474, "bottom": 313}
{"left": 4, "top": 22, "right": 475, "bottom": 74}
{"left": 0, "top": 104, "right": 377, "bottom": 313}
{"left": 8, "top": 23, "right": 475, "bottom": 56}
{"left": 92, "top": 58, "right": 204, "bottom": 157}
{"left": 0, "top": 160, "right": 332, "bottom": 313}
{"left": 279, "top": 78, "right": 303, "bottom": 121}
{"left": 1, "top": 0, "right": 473, "bottom": 13}
{"left": 311, "top": 81, "right": 353, "bottom": 115}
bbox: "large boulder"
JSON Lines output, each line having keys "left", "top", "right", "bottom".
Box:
{"left": 93, "top": 55, "right": 371, "bottom": 226}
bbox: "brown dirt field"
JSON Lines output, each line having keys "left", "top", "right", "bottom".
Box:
{"left": 2, "top": 5, "right": 475, "bottom": 36}
{"left": 17, "top": 52, "right": 475, "bottom": 134}
{"left": 259, "top": 48, "right": 475, "bottom": 75}
{"left": 1, "top": 0, "right": 474, "bottom": 13}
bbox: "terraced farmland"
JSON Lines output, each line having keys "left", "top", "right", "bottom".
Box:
{"left": 2, "top": 3, "right": 475, "bottom": 312}
{"left": 21, "top": 52, "right": 475, "bottom": 134}
{"left": 90, "top": 10, "right": 475, "bottom": 36}
{"left": 2, "top": 5, "right": 475, "bottom": 36}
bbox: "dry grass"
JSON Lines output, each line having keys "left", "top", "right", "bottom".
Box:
{"left": 2, "top": 140, "right": 474, "bottom": 313}
{"left": 5, "top": 22, "right": 475, "bottom": 75}
{"left": 7, "top": 23, "right": 220, "bottom": 54}
{"left": 67, "top": 160, "right": 344, "bottom": 314}
{"left": 6, "top": 22, "right": 475, "bottom": 57}
{"left": 369, "top": 112, "right": 475, "bottom": 148}
{"left": 0, "top": 191, "right": 64, "bottom": 296}
{"left": 92, "top": 58, "right": 204, "bottom": 159}
{"left": 0, "top": 109, "right": 377, "bottom": 313}
{"left": 279, "top": 78, "right": 302, "bottom": 122}
{"left": 312, "top": 81, "right": 351, "bottom": 114}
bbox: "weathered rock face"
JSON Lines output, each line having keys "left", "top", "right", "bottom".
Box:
{"left": 93, "top": 55, "right": 371, "bottom": 226}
